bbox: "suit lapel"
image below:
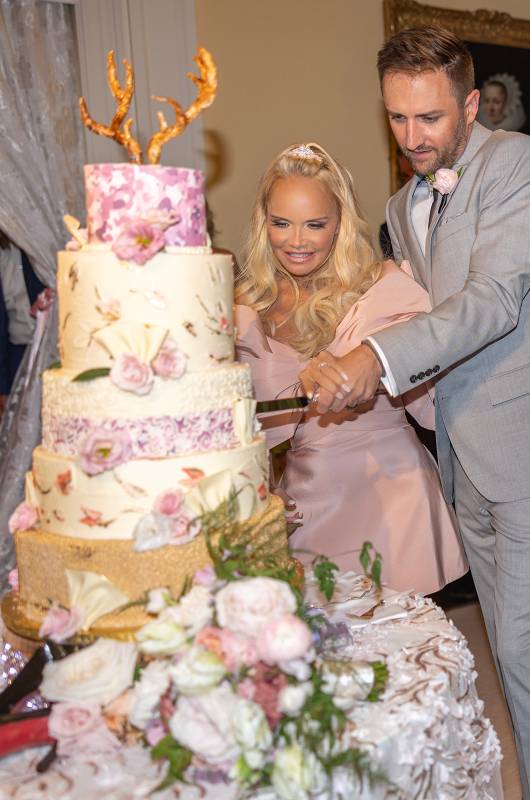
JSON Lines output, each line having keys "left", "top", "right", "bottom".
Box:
{"left": 426, "top": 122, "right": 492, "bottom": 273}
{"left": 399, "top": 175, "right": 429, "bottom": 289}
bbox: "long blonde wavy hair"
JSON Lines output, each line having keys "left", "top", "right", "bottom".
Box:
{"left": 236, "top": 142, "right": 382, "bottom": 358}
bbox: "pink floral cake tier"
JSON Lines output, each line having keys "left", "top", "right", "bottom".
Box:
{"left": 2, "top": 162, "right": 288, "bottom": 641}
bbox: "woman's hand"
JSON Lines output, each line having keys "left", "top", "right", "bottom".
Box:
{"left": 299, "top": 345, "right": 383, "bottom": 413}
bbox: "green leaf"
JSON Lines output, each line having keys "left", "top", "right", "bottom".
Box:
{"left": 72, "top": 367, "right": 111, "bottom": 382}
{"left": 151, "top": 735, "right": 192, "bottom": 791}
{"left": 312, "top": 555, "right": 339, "bottom": 601}
{"left": 47, "top": 360, "right": 61, "bottom": 370}
{"left": 359, "top": 541, "right": 371, "bottom": 574}
{"left": 366, "top": 660, "right": 389, "bottom": 702}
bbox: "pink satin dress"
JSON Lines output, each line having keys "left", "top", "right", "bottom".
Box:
{"left": 235, "top": 261, "right": 467, "bottom": 594}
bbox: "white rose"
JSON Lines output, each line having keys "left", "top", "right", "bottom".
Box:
{"left": 320, "top": 660, "right": 375, "bottom": 710}
{"left": 233, "top": 698, "right": 272, "bottom": 769}
{"left": 168, "top": 645, "right": 225, "bottom": 696}
{"left": 278, "top": 682, "right": 312, "bottom": 716}
{"left": 129, "top": 660, "right": 172, "bottom": 729}
{"left": 272, "top": 744, "right": 328, "bottom": 800}
{"left": 136, "top": 617, "right": 188, "bottom": 656}
{"left": 40, "top": 639, "right": 137, "bottom": 706}
{"left": 215, "top": 577, "right": 297, "bottom": 636}
{"left": 169, "top": 683, "right": 240, "bottom": 765}
{"left": 164, "top": 585, "right": 213, "bottom": 633}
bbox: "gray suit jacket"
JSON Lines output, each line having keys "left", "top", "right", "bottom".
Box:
{"left": 372, "top": 122, "right": 530, "bottom": 503}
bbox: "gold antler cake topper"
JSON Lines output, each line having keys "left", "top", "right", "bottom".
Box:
{"left": 79, "top": 47, "right": 217, "bottom": 165}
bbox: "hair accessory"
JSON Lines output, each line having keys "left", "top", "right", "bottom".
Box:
{"left": 290, "top": 144, "right": 317, "bottom": 159}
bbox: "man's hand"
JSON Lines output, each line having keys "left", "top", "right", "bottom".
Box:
{"left": 299, "top": 344, "right": 383, "bottom": 413}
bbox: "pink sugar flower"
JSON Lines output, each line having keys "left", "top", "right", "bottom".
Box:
{"left": 7, "top": 568, "right": 19, "bottom": 591}
{"left": 168, "top": 507, "right": 201, "bottom": 545}
{"left": 193, "top": 564, "right": 217, "bottom": 588}
{"left": 8, "top": 502, "right": 38, "bottom": 535}
{"left": 39, "top": 602, "right": 85, "bottom": 643}
{"left": 152, "top": 337, "right": 187, "bottom": 380}
{"left": 112, "top": 222, "right": 165, "bottom": 265}
{"left": 110, "top": 353, "right": 154, "bottom": 395}
{"left": 80, "top": 427, "right": 132, "bottom": 476}
{"left": 153, "top": 488, "right": 184, "bottom": 517}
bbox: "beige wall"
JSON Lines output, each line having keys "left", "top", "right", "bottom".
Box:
{"left": 196, "top": 0, "right": 530, "bottom": 257}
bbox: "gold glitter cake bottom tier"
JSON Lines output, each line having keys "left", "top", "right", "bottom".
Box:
{"left": 4, "top": 495, "right": 288, "bottom": 642}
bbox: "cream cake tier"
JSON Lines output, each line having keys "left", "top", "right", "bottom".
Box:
{"left": 42, "top": 365, "right": 255, "bottom": 459}
{"left": 27, "top": 436, "right": 268, "bottom": 540}
{"left": 57, "top": 248, "right": 235, "bottom": 374}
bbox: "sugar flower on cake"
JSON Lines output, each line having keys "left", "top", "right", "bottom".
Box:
{"left": 112, "top": 221, "right": 165, "bottom": 266}
{"left": 40, "top": 638, "right": 137, "bottom": 706}
{"left": 80, "top": 427, "right": 132, "bottom": 475}
{"left": 7, "top": 568, "right": 18, "bottom": 591}
{"left": 133, "top": 490, "right": 200, "bottom": 553}
{"left": 8, "top": 501, "right": 39, "bottom": 534}
{"left": 65, "top": 569, "right": 130, "bottom": 629}
{"left": 110, "top": 354, "right": 154, "bottom": 395}
{"left": 186, "top": 467, "right": 257, "bottom": 522}
{"left": 152, "top": 335, "right": 187, "bottom": 380}
{"left": 233, "top": 398, "right": 258, "bottom": 446}
{"left": 38, "top": 602, "right": 85, "bottom": 643}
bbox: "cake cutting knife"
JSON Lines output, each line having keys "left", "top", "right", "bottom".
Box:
{"left": 256, "top": 396, "right": 309, "bottom": 413}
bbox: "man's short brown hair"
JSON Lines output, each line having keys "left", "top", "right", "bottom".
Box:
{"left": 377, "top": 26, "right": 475, "bottom": 105}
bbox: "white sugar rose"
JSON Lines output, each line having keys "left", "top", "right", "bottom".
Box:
{"left": 40, "top": 639, "right": 137, "bottom": 706}
{"left": 163, "top": 585, "right": 212, "bottom": 634}
{"left": 169, "top": 683, "right": 240, "bottom": 765}
{"left": 136, "top": 616, "right": 188, "bottom": 656}
{"left": 272, "top": 744, "right": 328, "bottom": 800}
{"left": 168, "top": 645, "right": 225, "bottom": 696}
{"left": 233, "top": 698, "right": 272, "bottom": 770}
{"left": 129, "top": 660, "right": 172, "bottom": 729}
{"left": 215, "top": 577, "right": 297, "bottom": 636}
{"left": 278, "top": 683, "right": 312, "bottom": 716}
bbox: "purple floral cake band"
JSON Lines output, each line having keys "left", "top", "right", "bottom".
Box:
{"left": 43, "top": 408, "right": 237, "bottom": 459}
{"left": 84, "top": 164, "right": 207, "bottom": 248}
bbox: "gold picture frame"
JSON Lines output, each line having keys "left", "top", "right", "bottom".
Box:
{"left": 383, "top": 0, "right": 530, "bottom": 193}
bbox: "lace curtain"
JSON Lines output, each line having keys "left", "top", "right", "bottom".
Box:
{"left": 0, "top": 0, "right": 85, "bottom": 593}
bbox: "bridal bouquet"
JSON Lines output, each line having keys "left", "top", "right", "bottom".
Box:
{"left": 39, "top": 495, "right": 387, "bottom": 799}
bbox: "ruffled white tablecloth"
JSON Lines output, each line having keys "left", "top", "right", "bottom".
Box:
{"left": 0, "top": 576, "right": 503, "bottom": 800}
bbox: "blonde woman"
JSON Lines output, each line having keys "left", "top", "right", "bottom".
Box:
{"left": 235, "top": 143, "right": 466, "bottom": 593}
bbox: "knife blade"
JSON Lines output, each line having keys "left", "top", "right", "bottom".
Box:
{"left": 256, "top": 397, "right": 309, "bottom": 413}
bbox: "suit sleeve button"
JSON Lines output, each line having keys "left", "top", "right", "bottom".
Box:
{"left": 417, "top": 371, "right": 425, "bottom": 379}
{"left": 425, "top": 368, "right": 432, "bottom": 376}
{"left": 410, "top": 375, "right": 417, "bottom": 383}
{"left": 433, "top": 365, "right": 440, "bottom": 373}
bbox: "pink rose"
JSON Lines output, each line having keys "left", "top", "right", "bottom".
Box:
{"left": 112, "top": 222, "right": 165, "bottom": 265}
{"left": 153, "top": 488, "right": 184, "bottom": 517}
{"left": 218, "top": 629, "right": 259, "bottom": 670}
{"left": 110, "top": 354, "right": 154, "bottom": 395}
{"left": 49, "top": 701, "right": 120, "bottom": 756}
{"left": 7, "top": 568, "right": 19, "bottom": 591}
{"left": 39, "top": 602, "right": 85, "bottom": 643}
{"left": 168, "top": 507, "right": 201, "bottom": 545}
{"left": 257, "top": 614, "right": 313, "bottom": 665}
{"left": 80, "top": 427, "right": 132, "bottom": 476}
{"left": 432, "top": 168, "right": 459, "bottom": 195}
{"left": 152, "top": 337, "right": 187, "bottom": 380}
{"left": 8, "top": 502, "right": 38, "bottom": 534}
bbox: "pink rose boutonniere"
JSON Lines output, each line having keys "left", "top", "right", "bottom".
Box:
{"left": 427, "top": 166, "right": 463, "bottom": 214}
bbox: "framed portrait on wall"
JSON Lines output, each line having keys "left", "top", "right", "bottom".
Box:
{"left": 383, "top": 0, "right": 530, "bottom": 193}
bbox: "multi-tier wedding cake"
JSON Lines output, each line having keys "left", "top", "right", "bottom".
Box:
{"left": 3, "top": 50, "right": 288, "bottom": 640}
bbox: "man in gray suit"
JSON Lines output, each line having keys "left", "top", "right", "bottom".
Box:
{"left": 300, "top": 27, "right": 530, "bottom": 795}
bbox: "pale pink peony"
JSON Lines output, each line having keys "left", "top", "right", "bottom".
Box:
{"left": 152, "top": 337, "right": 187, "bottom": 380}
{"left": 153, "top": 488, "right": 184, "bottom": 517}
{"left": 7, "top": 568, "right": 19, "bottom": 591}
{"left": 80, "top": 427, "right": 132, "bottom": 476}
{"left": 432, "top": 168, "right": 459, "bottom": 195}
{"left": 8, "top": 502, "right": 38, "bottom": 534}
{"left": 39, "top": 602, "right": 85, "bottom": 643}
{"left": 112, "top": 222, "right": 165, "bottom": 265}
{"left": 215, "top": 577, "right": 297, "bottom": 637}
{"left": 49, "top": 701, "right": 121, "bottom": 756}
{"left": 257, "top": 614, "right": 313, "bottom": 665}
{"left": 110, "top": 353, "right": 154, "bottom": 395}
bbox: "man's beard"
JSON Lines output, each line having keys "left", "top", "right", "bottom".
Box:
{"left": 401, "top": 113, "right": 468, "bottom": 176}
